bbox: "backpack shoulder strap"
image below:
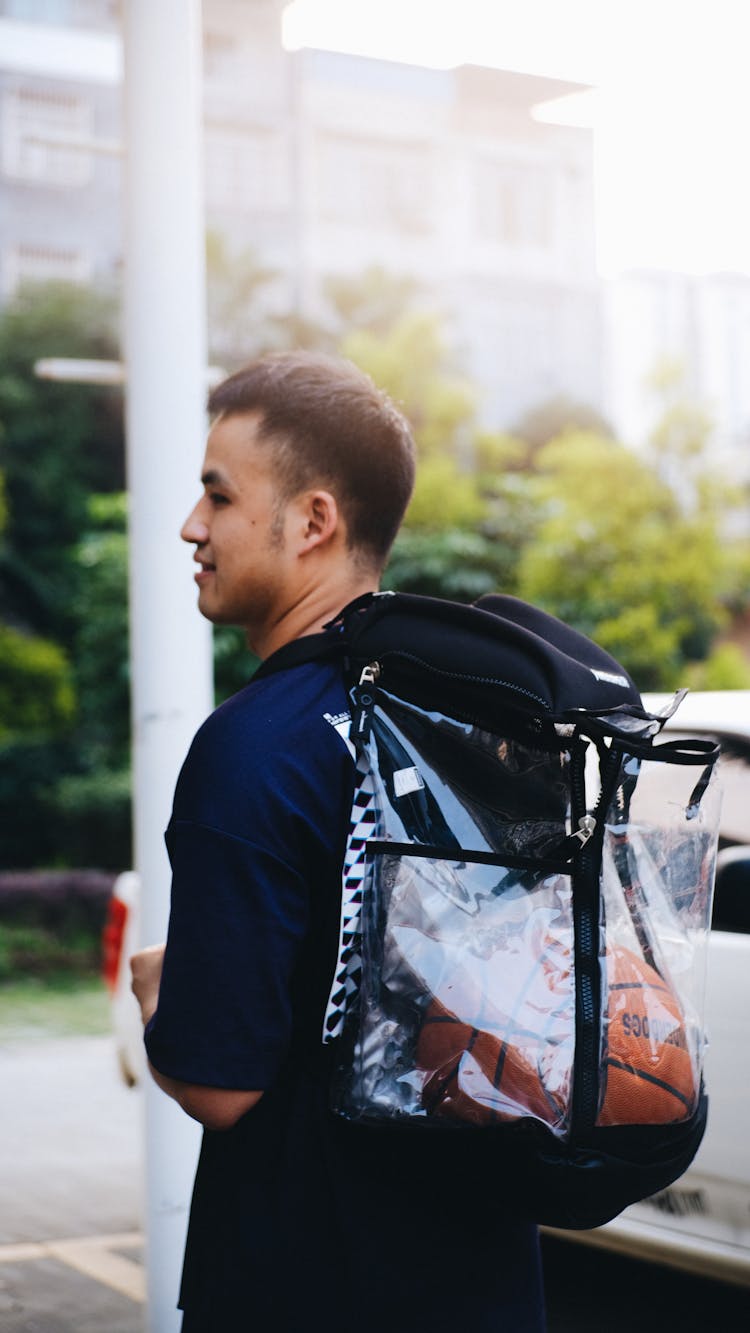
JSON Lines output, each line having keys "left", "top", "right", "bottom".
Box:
{"left": 251, "top": 629, "right": 346, "bottom": 682}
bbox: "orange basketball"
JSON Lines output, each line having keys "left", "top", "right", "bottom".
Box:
{"left": 412, "top": 923, "right": 574, "bottom": 1131}
{"left": 416, "top": 997, "right": 564, "bottom": 1127}
{"left": 598, "top": 945, "right": 696, "bottom": 1126}
{"left": 413, "top": 937, "right": 695, "bottom": 1132}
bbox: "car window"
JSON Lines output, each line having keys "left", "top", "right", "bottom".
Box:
{"left": 700, "top": 737, "right": 750, "bottom": 934}
{"left": 653, "top": 729, "right": 750, "bottom": 935}
{"left": 713, "top": 742, "right": 750, "bottom": 846}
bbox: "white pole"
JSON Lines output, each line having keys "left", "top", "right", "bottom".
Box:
{"left": 123, "top": 3, "right": 211, "bottom": 1330}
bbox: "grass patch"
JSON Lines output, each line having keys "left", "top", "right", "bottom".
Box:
{"left": 0, "top": 974, "right": 111, "bottom": 1043}
{"left": 0, "top": 921, "right": 102, "bottom": 981}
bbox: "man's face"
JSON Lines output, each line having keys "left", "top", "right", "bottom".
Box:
{"left": 181, "top": 412, "right": 293, "bottom": 643}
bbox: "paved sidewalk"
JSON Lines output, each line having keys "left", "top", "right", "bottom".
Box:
{"left": 0, "top": 1035, "right": 146, "bottom": 1331}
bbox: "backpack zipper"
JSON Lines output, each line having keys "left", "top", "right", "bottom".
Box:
{"left": 356, "top": 653, "right": 549, "bottom": 709}
{"left": 350, "top": 656, "right": 549, "bottom": 745}
{"left": 351, "top": 662, "right": 381, "bottom": 741}
{"left": 570, "top": 744, "right": 624, "bottom": 1133}
{"left": 571, "top": 840, "right": 601, "bottom": 1133}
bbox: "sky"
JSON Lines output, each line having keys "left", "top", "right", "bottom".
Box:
{"left": 283, "top": 0, "right": 750, "bottom": 278}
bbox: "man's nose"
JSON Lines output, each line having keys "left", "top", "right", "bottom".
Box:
{"left": 181, "top": 503, "right": 209, "bottom": 545}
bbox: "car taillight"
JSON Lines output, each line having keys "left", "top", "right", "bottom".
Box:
{"left": 102, "top": 894, "right": 128, "bottom": 993}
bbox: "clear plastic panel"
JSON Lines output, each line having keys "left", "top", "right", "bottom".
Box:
{"left": 335, "top": 693, "right": 578, "bottom": 1135}
{"left": 597, "top": 754, "right": 721, "bottom": 1127}
{"left": 364, "top": 691, "right": 572, "bottom": 857}
{"left": 343, "top": 852, "right": 575, "bottom": 1135}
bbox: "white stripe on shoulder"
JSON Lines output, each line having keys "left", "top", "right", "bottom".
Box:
{"left": 323, "top": 710, "right": 355, "bottom": 760}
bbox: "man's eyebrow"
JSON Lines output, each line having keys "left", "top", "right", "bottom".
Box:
{"left": 201, "top": 468, "right": 231, "bottom": 488}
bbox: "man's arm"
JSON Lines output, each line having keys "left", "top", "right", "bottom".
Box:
{"left": 130, "top": 944, "right": 263, "bottom": 1132}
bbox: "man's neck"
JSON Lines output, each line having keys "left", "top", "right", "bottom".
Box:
{"left": 249, "top": 574, "right": 379, "bottom": 660}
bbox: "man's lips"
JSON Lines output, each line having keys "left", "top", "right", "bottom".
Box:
{"left": 194, "top": 561, "right": 216, "bottom": 585}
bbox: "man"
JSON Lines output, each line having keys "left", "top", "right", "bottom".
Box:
{"left": 131, "top": 351, "right": 546, "bottom": 1331}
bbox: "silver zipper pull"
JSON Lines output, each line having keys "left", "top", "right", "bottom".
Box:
{"left": 573, "top": 814, "right": 597, "bottom": 845}
{"left": 359, "top": 662, "right": 381, "bottom": 686}
{"left": 352, "top": 662, "right": 381, "bottom": 743}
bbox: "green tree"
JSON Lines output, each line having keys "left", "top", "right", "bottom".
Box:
{"left": 0, "top": 623, "right": 74, "bottom": 740}
{"left": 516, "top": 430, "right": 734, "bottom": 688}
{"left": 323, "top": 264, "right": 424, "bottom": 339}
{"left": 342, "top": 309, "right": 540, "bottom": 603}
{"left": 513, "top": 393, "right": 615, "bottom": 454}
{"left": 384, "top": 530, "right": 510, "bottom": 603}
{"left": 70, "top": 493, "right": 130, "bottom": 770}
{"left": 0, "top": 281, "right": 123, "bottom": 644}
{"left": 685, "top": 642, "right": 750, "bottom": 690}
{"left": 206, "top": 231, "right": 281, "bottom": 368}
{"left": 342, "top": 312, "right": 477, "bottom": 459}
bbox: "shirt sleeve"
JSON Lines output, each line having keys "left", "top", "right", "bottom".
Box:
{"left": 145, "top": 671, "right": 354, "bottom": 1090}
{"left": 146, "top": 821, "right": 320, "bottom": 1087}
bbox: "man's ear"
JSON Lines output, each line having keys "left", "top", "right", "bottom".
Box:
{"left": 294, "top": 489, "right": 340, "bottom": 554}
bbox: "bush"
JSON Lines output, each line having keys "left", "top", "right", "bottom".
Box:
{"left": 0, "top": 869, "right": 116, "bottom": 980}
{"left": 0, "top": 922, "right": 102, "bottom": 981}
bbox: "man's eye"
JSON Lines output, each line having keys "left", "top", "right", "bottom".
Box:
{"left": 208, "top": 492, "right": 229, "bottom": 506}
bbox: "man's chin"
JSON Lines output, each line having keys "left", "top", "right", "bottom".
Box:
{"left": 196, "top": 595, "right": 243, "bottom": 630}
{"left": 196, "top": 591, "right": 223, "bottom": 623}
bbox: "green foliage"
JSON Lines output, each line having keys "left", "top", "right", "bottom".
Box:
{"left": 405, "top": 456, "right": 487, "bottom": 531}
{"left": 341, "top": 312, "right": 476, "bottom": 457}
{"left": 475, "top": 431, "right": 531, "bottom": 475}
{"left": 0, "top": 923, "right": 102, "bottom": 982}
{"left": 684, "top": 642, "right": 750, "bottom": 691}
{"left": 72, "top": 497, "right": 130, "bottom": 768}
{"left": 513, "top": 394, "right": 615, "bottom": 453}
{"left": 593, "top": 605, "right": 683, "bottom": 690}
{"left": 323, "top": 264, "right": 424, "bottom": 338}
{"left": 385, "top": 529, "right": 508, "bottom": 603}
{"left": 516, "top": 430, "right": 732, "bottom": 688}
{"left": 23, "top": 490, "right": 135, "bottom": 869}
{"left": 213, "top": 625, "right": 259, "bottom": 703}
{"left": 349, "top": 307, "right": 545, "bottom": 604}
{"left": 0, "top": 738, "right": 75, "bottom": 868}
{"left": 47, "top": 767, "right": 132, "bottom": 870}
{"left": 0, "top": 624, "right": 74, "bottom": 739}
{"left": 0, "top": 281, "right": 123, "bottom": 643}
{"left": 0, "top": 976, "right": 109, "bottom": 1040}
{"left": 206, "top": 231, "right": 285, "bottom": 367}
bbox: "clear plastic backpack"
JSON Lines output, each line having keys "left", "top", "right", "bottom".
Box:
{"left": 323, "top": 593, "right": 721, "bottom": 1229}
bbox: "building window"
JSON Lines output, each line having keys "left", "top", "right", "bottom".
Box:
{"left": 474, "top": 159, "right": 552, "bottom": 248}
{"left": 205, "top": 127, "right": 289, "bottom": 215}
{"left": 4, "top": 243, "right": 91, "bottom": 294}
{"left": 2, "top": 87, "right": 93, "bottom": 188}
{"left": 316, "top": 134, "right": 433, "bottom": 235}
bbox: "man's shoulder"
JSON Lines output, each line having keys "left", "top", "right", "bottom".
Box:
{"left": 191, "top": 657, "right": 353, "bottom": 767}
{"left": 171, "top": 656, "right": 355, "bottom": 845}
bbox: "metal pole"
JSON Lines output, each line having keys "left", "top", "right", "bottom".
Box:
{"left": 123, "top": 3, "right": 212, "bottom": 1329}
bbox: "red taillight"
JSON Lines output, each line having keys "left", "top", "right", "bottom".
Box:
{"left": 102, "top": 895, "right": 128, "bottom": 993}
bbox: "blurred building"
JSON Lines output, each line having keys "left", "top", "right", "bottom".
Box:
{"left": 604, "top": 269, "right": 750, "bottom": 484}
{"left": 0, "top": 1, "right": 122, "bottom": 293}
{"left": 0, "top": 0, "right": 602, "bottom": 429}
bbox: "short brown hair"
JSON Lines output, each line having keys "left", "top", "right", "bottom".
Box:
{"left": 207, "top": 351, "right": 415, "bottom": 570}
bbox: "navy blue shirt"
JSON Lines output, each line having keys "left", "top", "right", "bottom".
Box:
{"left": 147, "top": 642, "right": 546, "bottom": 1332}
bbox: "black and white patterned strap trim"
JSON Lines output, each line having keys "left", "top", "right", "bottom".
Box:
{"left": 322, "top": 750, "right": 378, "bottom": 1042}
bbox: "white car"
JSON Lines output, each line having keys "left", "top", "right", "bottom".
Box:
{"left": 547, "top": 690, "right": 750, "bottom": 1286}
{"left": 103, "top": 690, "right": 750, "bottom": 1282}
